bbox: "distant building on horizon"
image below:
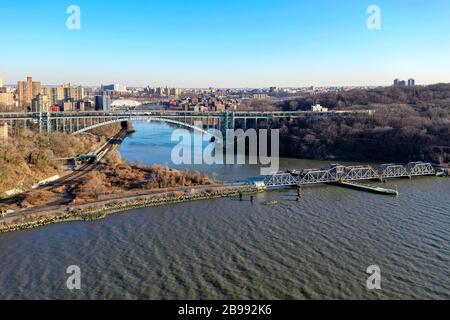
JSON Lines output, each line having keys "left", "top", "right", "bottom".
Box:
{"left": 269, "top": 86, "right": 280, "bottom": 93}
{"left": 0, "top": 76, "right": 3, "bottom": 88}
{"left": 101, "top": 84, "right": 127, "bottom": 92}
{"left": 170, "top": 88, "right": 182, "bottom": 97}
{"left": 394, "top": 78, "right": 415, "bottom": 88}
{"left": 311, "top": 104, "right": 328, "bottom": 112}
{"left": 253, "top": 93, "right": 269, "bottom": 100}
{"left": 157, "top": 87, "right": 170, "bottom": 97}
{"left": 393, "top": 79, "right": 406, "bottom": 87}
{"left": 95, "top": 93, "right": 111, "bottom": 111}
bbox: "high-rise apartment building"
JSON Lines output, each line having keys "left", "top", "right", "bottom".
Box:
{"left": 0, "top": 89, "right": 14, "bottom": 107}
{"left": 61, "top": 83, "right": 84, "bottom": 101}
{"left": 32, "top": 81, "right": 42, "bottom": 98}
{"left": 43, "top": 87, "right": 62, "bottom": 106}
{"left": 68, "top": 86, "right": 85, "bottom": 101}
{"left": 26, "top": 76, "right": 33, "bottom": 104}
{"left": 152, "top": 87, "right": 182, "bottom": 97}
{"left": 4, "top": 93, "right": 14, "bottom": 106}
{"left": 95, "top": 93, "right": 111, "bottom": 111}
{"left": 170, "top": 88, "right": 182, "bottom": 97}
{"left": 0, "top": 76, "right": 3, "bottom": 88}
{"left": 43, "top": 84, "right": 85, "bottom": 106}
{"left": 394, "top": 78, "right": 415, "bottom": 88}
{"left": 393, "top": 79, "right": 406, "bottom": 87}
{"left": 157, "top": 87, "right": 171, "bottom": 97}
{"left": 31, "top": 94, "right": 50, "bottom": 112}
{"left": 17, "top": 76, "right": 42, "bottom": 105}
{"left": 17, "top": 81, "right": 25, "bottom": 104}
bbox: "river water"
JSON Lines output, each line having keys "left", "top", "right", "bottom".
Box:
{"left": 0, "top": 122, "right": 449, "bottom": 299}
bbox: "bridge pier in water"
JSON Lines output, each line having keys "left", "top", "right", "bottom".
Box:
{"left": 296, "top": 187, "right": 302, "bottom": 202}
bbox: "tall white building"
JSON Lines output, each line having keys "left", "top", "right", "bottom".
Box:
{"left": 0, "top": 76, "right": 3, "bottom": 88}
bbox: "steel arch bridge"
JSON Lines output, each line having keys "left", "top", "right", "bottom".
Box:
{"left": 0, "top": 110, "right": 372, "bottom": 136}
{"left": 73, "top": 116, "right": 216, "bottom": 137}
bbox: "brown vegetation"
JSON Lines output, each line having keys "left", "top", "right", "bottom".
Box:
{"left": 238, "top": 99, "right": 277, "bottom": 111}
{"left": 17, "top": 190, "right": 59, "bottom": 208}
{"left": 71, "top": 158, "right": 214, "bottom": 203}
{"left": 275, "top": 85, "right": 450, "bottom": 164}
{"left": 0, "top": 124, "right": 122, "bottom": 194}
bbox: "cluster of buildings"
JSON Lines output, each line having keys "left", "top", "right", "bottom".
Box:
{"left": 393, "top": 78, "right": 415, "bottom": 88}
{"left": 40, "top": 83, "right": 87, "bottom": 112}
{"left": 167, "top": 90, "right": 239, "bottom": 112}
{"left": 143, "top": 86, "right": 182, "bottom": 98}
{"left": 161, "top": 87, "right": 346, "bottom": 112}
{"left": 0, "top": 76, "right": 115, "bottom": 113}
{"left": 1, "top": 73, "right": 423, "bottom": 115}
{"left": 101, "top": 84, "right": 127, "bottom": 92}
{"left": 0, "top": 75, "right": 15, "bottom": 108}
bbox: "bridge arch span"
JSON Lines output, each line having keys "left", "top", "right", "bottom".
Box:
{"left": 72, "top": 116, "right": 216, "bottom": 137}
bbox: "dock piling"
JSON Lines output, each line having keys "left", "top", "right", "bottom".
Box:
{"left": 296, "top": 188, "right": 302, "bottom": 202}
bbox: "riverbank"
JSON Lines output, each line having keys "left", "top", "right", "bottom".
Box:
{"left": 0, "top": 121, "right": 232, "bottom": 233}
{"left": 0, "top": 124, "right": 124, "bottom": 196}
{"left": 0, "top": 185, "right": 259, "bottom": 233}
{"left": 2, "top": 121, "right": 448, "bottom": 300}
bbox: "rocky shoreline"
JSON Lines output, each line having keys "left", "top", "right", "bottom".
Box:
{"left": 0, "top": 185, "right": 260, "bottom": 234}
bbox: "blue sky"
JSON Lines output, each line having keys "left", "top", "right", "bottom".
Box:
{"left": 1, "top": 0, "right": 449, "bottom": 87}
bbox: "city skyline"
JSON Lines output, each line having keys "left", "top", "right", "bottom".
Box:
{"left": 1, "top": 0, "right": 450, "bottom": 87}
{"left": 1, "top": 0, "right": 450, "bottom": 305}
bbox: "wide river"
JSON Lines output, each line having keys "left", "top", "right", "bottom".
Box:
{"left": 0, "top": 122, "right": 449, "bottom": 299}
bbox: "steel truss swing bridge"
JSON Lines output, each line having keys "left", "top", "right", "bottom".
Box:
{"left": 264, "top": 162, "right": 437, "bottom": 187}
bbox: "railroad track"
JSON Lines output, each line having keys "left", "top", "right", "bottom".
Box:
{"left": 40, "top": 130, "right": 126, "bottom": 190}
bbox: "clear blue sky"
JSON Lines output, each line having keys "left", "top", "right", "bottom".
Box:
{"left": 1, "top": 0, "right": 449, "bottom": 87}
